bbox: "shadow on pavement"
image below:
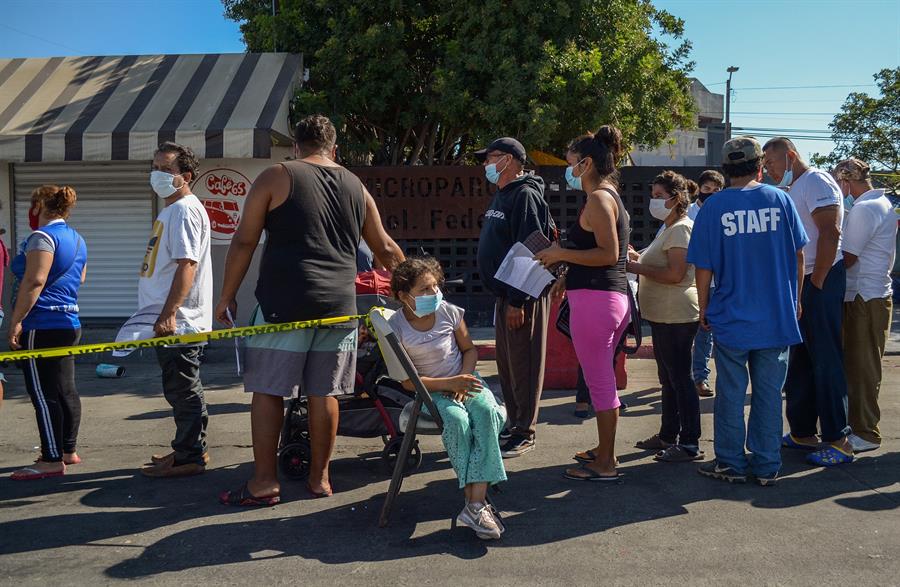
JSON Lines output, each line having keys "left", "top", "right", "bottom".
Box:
{"left": 126, "top": 402, "right": 250, "bottom": 421}
{"left": 17, "top": 450, "right": 875, "bottom": 579}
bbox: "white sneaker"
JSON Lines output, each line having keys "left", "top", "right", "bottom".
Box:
{"left": 456, "top": 502, "right": 502, "bottom": 540}
{"left": 487, "top": 502, "right": 505, "bottom": 534}
{"left": 848, "top": 433, "right": 880, "bottom": 453}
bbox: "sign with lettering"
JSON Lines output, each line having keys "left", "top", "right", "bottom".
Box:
{"left": 192, "top": 168, "right": 251, "bottom": 244}
{"left": 351, "top": 166, "right": 496, "bottom": 239}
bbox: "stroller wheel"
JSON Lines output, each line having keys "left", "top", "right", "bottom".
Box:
{"left": 279, "top": 439, "right": 311, "bottom": 480}
{"left": 381, "top": 435, "right": 423, "bottom": 476}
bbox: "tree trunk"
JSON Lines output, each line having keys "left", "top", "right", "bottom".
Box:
{"left": 392, "top": 127, "right": 412, "bottom": 166}
{"left": 407, "top": 119, "right": 431, "bottom": 166}
{"left": 451, "top": 134, "right": 470, "bottom": 165}
{"left": 425, "top": 121, "right": 439, "bottom": 166}
{"left": 437, "top": 127, "right": 458, "bottom": 163}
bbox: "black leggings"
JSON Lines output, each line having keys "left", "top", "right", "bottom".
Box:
{"left": 22, "top": 328, "right": 82, "bottom": 462}
{"left": 649, "top": 321, "right": 700, "bottom": 446}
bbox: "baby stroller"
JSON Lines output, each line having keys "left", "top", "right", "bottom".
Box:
{"left": 277, "top": 270, "right": 423, "bottom": 479}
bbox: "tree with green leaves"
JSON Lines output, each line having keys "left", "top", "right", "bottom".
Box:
{"left": 224, "top": 0, "right": 696, "bottom": 166}
{"left": 811, "top": 67, "right": 900, "bottom": 191}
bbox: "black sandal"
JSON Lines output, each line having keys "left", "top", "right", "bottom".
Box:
{"left": 219, "top": 483, "right": 281, "bottom": 507}
{"left": 573, "top": 449, "right": 598, "bottom": 464}
{"left": 563, "top": 466, "right": 624, "bottom": 482}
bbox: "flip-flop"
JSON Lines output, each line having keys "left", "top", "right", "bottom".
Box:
{"left": 782, "top": 433, "right": 818, "bottom": 451}
{"left": 10, "top": 467, "right": 65, "bottom": 481}
{"left": 573, "top": 449, "right": 598, "bottom": 464}
{"left": 806, "top": 445, "right": 854, "bottom": 467}
{"left": 573, "top": 451, "right": 620, "bottom": 467}
{"left": 563, "top": 466, "right": 624, "bottom": 482}
{"left": 305, "top": 483, "right": 333, "bottom": 499}
{"left": 219, "top": 483, "right": 281, "bottom": 507}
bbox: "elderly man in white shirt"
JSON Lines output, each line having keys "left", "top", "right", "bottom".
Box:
{"left": 835, "top": 158, "right": 898, "bottom": 453}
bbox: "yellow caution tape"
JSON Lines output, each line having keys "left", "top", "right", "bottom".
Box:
{"left": 0, "top": 314, "right": 365, "bottom": 363}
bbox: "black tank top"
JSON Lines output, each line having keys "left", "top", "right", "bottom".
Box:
{"left": 255, "top": 160, "right": 365, "bottom": 322}
{"left": 565, "top": 187, "right": 629, "bottom": 294}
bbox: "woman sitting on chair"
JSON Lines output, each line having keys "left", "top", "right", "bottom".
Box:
{"left": 388, "top": 257, "right": 507, "bottom": 540}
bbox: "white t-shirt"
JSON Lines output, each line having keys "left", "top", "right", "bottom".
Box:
{"left": 137, "top": 194, "right": 212, "bottom": 333}
{"left": 687, "top": 202, "right": 701, "bottom": 221}
{"left": 842, "top": 189, "right": 897, "bottom": 302}
{"left": 389, "top": 302, "right": 465, "bottom": 379}
{"left": 787, "top": 168, "right": 844, "bottom": 275}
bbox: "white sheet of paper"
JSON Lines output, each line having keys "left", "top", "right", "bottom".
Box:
{"left": 494, "top": 242, "right": 555, "bottom": 299}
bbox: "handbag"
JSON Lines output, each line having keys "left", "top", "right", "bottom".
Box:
{"left": 555, "top": 297, "right": 571, "bottom": 339}
{"left": 555, "top": 282, "right": 642, "bottom": 353}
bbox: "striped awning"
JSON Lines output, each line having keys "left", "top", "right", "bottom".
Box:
{"left": 0, "top": 53, "right": 302, "bottom": 162}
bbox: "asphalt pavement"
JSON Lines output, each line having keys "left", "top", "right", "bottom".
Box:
{"left": 0, "top": 336, "right": 898, "bottom": 586}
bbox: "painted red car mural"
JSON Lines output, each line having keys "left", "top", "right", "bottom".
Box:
{"left": 192, "top": 168, "right": 252, "bottom": 242}
{"left": 203, "top": 199, "right": 241, "bottom": 233}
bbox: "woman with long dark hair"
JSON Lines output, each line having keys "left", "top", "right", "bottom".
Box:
{"left": 535, "top": 125, "right": 630, "bottom": 481}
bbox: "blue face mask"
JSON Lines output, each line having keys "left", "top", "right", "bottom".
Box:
{"left": 844, "top": 195, "right": 855, "bottom": 210}
{"left": 410, "top": 289, "right": 443, "bottom": 317}
{"left": 776, "top": 154, "right": 793, "bottom": 188}
{"left": 564, "top": 158, "right": 588, "bottom": 191}
{"left": 484, "top": 156, "right": 510, "bottom": 185}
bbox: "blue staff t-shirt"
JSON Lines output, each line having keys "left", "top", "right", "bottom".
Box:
{"left": 686, "top": 183, "right": 809, "bottom": 351}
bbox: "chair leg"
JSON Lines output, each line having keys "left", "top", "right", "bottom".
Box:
{"left": 379, "top": 396, "right": 424, "bottom": 527}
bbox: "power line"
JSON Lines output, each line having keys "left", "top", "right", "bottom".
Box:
{"left": 734, "top": 98, "right": 845, "bottom": 103}
{"left": 737, "top": 134, "right": 836, "bottom": 142}
{"left": 701, "top": 113, "right": 837, "bottom": 118}
{"left": 730, "top": 111, "right": 839, "bottom": 116}
{"left": 735, "top": 127, "right": 832, "bottom": 134}
{"left": 0, "top": 23, "right": 84, "bottom": 54}
{"left": 733, "top": 83, "right": 878, "bottom": 91}
{"left": 735, "top": 133, "right": 834, "bottom": 143}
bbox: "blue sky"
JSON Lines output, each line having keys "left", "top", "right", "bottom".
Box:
{"left": 2, "top": 0, "right": 898, "bottom": 161}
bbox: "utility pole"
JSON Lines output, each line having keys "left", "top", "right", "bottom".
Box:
{"left": 272, "top": 0, "right": 278, "bottom": 52}
{"left": 725, "top": 66, "right": 739, "bottom": 141}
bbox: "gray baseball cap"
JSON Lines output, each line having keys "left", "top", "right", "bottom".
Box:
{"left": 722, "top": 136, "right": 763, "bottom": 164}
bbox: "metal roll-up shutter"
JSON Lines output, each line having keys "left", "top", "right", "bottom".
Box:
{"left": 13, "top": 161, "right": 153, "bottom": 319}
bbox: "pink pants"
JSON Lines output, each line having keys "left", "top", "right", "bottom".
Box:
{"left": 567, "top": 289, "right": 630, "bottom": 411}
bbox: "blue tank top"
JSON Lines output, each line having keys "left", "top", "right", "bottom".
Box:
{"left": 11, "top": 221, "right": 87, "bottom": 330}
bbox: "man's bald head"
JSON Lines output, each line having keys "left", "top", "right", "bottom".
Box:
{"left": 762, "top": 137, "right": 799, "bottom": 156}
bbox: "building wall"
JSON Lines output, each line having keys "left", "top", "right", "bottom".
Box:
{"left": 0, "top": 162, "right": 11, "bottom": 316}
{"left": 0, "top": 148, "right": 292, "bottom": 328}
{"left": 199, "top": 146, "right": 292, "bottom": 325}
{"left": 631, "top": 130, "right": 709, "bottom": 167}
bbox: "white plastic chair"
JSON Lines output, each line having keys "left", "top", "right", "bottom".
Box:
{"left": 368, "top": 307, "right": 444, "bottom": 526}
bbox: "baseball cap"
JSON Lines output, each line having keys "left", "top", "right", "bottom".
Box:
{"left": 474, "top": 137, "right": 527, "bottom": 163}
{"left": 722, "top": 136, "right": 763, "bottom": 164}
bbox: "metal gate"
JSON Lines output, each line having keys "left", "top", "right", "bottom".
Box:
{"left": 398, "top": 166, "right": 711, "bottom": 325}
{"left": 13, "top": 161, "right": 153, "bottom": 319}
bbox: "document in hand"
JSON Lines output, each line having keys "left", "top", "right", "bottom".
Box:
{"left": 494, "top": 241, "right": 555, "bottom": 299}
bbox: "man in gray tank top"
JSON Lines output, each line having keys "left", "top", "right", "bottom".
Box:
{"left": 216, "top": 115, "right": 404, "bottom": 504}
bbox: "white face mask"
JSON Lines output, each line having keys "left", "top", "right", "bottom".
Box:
{"left": 649, "top": 198, "right": 672, "bottom": 221}
{"left": 150, "top": 170, "right": 182, "bottom": 198}
{"left": 776, "top": 154, "right": 793, "bottom": 188}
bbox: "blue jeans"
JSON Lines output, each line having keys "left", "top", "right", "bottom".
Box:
{"left": 692, "top": 326, "right": 714, "bottom": 385}
{"left": 713, "top": 342, "right": 789, "bottom": 477}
